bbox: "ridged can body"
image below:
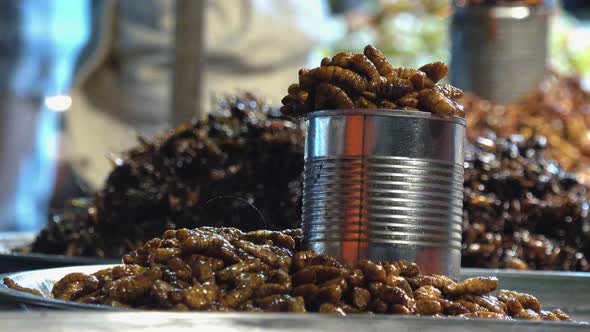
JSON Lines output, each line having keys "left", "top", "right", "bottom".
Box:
{"left": 450, "top": 3, "right": 548, "bottom": 103}
{"left": 303, "top": 110, "right": 466, "bottom": 279}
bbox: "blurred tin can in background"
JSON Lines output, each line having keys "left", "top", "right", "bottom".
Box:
{"left": 450, "top": 2, "right": 549, "bottom": 103}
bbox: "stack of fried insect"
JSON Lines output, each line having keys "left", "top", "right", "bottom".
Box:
{"left": 28, "top": 94, "right": 305, "bottom": 258}
{"left": 6, "top": 227, "right": 572, "bottom": 320}
{"left": 462, "top": 133, "right": 590, "bottom": 271}
{"left": 281, "top": 45, "right": 465, "bottom": 118}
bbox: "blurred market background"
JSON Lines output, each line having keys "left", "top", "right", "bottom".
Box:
{"left": 0, "top": 0, "right": 590, "bottom": 273}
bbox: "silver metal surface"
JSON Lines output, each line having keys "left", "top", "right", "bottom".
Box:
{"left": 450, "top": 3, "right": 548, "bottom": 103}
{"left": 0, "top": 232, "right": 35, "bottom": 253}
{"left": 0, "top": 312, "right": 588, "bottom": 332}
{"left": 303, "top": 110, "right": 466, "bottom": 279}
{"left": 1, "top": 265, "right": 589, "bottom": 325}
{"left": 0, "top": 232, "right": 117, "bottom": 273}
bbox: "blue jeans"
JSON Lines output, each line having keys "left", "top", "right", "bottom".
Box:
{"left": 0, "top": 0, "right": 90, "bottom": 231}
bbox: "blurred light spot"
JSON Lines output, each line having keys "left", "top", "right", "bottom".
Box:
{"left": 44, "top": 94, "right": 72, "bottom": 112}
{"left": 492, "top": 7, "right": 530, "bottom": 20}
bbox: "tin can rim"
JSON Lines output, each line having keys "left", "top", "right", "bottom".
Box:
{"left": 305, "top": 109, "right": 467, "bottom": 127}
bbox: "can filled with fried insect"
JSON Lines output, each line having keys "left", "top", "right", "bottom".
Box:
{"left": 302, "top": 109, "right": 466, "bottom": 280}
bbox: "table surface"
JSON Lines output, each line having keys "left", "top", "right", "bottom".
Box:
{"left": 0, "top": 312, "right": 588, "bottom": 332}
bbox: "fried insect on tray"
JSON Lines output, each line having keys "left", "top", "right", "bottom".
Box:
{"left": 26, "top": 94, "right": 305, "bottom": 258}
{"left": 3, "top": 227, "right": 574, "bottom": 321}
{"left": 462, "top": 133, "right": 590, "bottom": 271}
{"left": 281, "top": 45, "right": 464, "bottom": 118}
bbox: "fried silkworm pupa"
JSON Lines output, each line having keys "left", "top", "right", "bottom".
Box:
{"left": 377, "top": 285, "right": 412, "bottom": 307}
{"left": 52, "top": 273, "right": 100, "bottom": 301}
{"left": 331, "top": 53, "right": 380, "bottom": 81}
{"left": 180, "top": 236, "right": 224, "bottom": 254}
{"left": 410, "top": 71, "right": 435, "bottom": 90}
{"left": 316, "top": 283, "right": 343, "bottom": 304}
{"left": 346, "top": 269, "right": 365, "bottom": 288}
{"left": 418, "top": 62, "right": 448, "bottom": 83}
{"left": 351, "top": 287, "right": 372, "bottom": 310}
{"left": 329, "top": 51, "right": 380, "bottom": 79}
{"left": 515, "top": 309, "right": 541, "bottom": 320}
{"left": 445, "top": 277, "right": 498, "bottom": 296}
{"left": 396, "top": 92, "right": 419, "bottom": 108}
{"left": 358, "top": 260, "right": 387, "bottom": 283}
{"left": 496, "top": 290, "right": 541, "bottom": 312}
{"left": 255, "top": 294, "right": 299, "bottom": 312}
{"left": 414, "top": 285, "right": 442, "bottom": 300}
{"left": 364, "top": 45, "right": 396, "bottom": 79}
{"left": 330, "top": 52, "right": 354, "bottom": 67}
{"left": 435, "top": 84, "right": 463, "bottom": 99}
{"left": 242, "top": 230, "right": 296, "bottom": 250}
{"left": 552, "top": 309, "right": 573, "bottom": 321}
{"left": 255, "top": 283, "right": 291, "bottom": 298}
{"left": 292, "top": 283, "right": 320, "bottom": 304}
{"left": 106, "top": 269, "right": 162, "bottom": 303}
{"left": 385, "top": 275, "right": 413, "bottom": 298}
{"left": 217, "top": 259, "right": 269, "bottom": 283}
{"left": 301, "top": 66, "right": 367, "bottom": 93}
{"left": 378, "top": 100, "right": 398, "bottom": 109}
{"left": 232, "top": 240, "right": 280, "bottom": 268}
{"left": 369, "top": 298, "right": 389, "bottom": 314}
{"left": 460, "top": 295, "right": 506, "bottom": 314}
{"left": 418, "top": 89, "right": 459, "bottom": 117}
{"left": 355, "top": 96, "right": 378, "bottom": 109}
{"left": 407, "top": 274, "right": 456, "bottom": 290}
{"left": 223, "top": 286, "right": 254, "bottom": 308}
{"left": 383, "top": 260, "right": 421, "bottom": 277}
{"left": 286, "top": 84, "right": 310, "bottom": 105}
{"left": 293, "top": 251, "right": 318, "bottom": 270}
{"left": 3, "top": 278, "right": 44, "bottom": 297}
{"left": 390, "top": 304, "right": 413, "bottom": 315}
{"left": 506, "top": 298, "right": 524, "bottom": 317}
{"left": 308, "top": 254, "right": 345, "bottom": 268}
{"left": 315, "top": 83, "right": 355, "bottom": 109}
{"left": 370, "top": 77, "right": 414, "bottom": 100}
{"left": 415, "top": 299, "right": 443, "bottom": 315}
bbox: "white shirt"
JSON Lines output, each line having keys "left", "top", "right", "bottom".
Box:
{"left": 68, "top": 0, "right": 340, "bottom": 189}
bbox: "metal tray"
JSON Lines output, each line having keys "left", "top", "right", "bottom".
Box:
{"left": 0, "top": 232, "right": 117, "bottom": 273}
{"left": 0, "top": 312, "right": 588, "bottom": 332}
{"left": 0, "top": 232, "right": 36, "bottom": 253}
{"left": 1, "top": 265, "right": 589, "bottom": 324}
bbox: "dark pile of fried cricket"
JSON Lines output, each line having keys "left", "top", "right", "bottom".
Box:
{"left": 463, "top": 133, "right": 590, "bottom": 271}
{"left": 281, "top": 45, "right": 465, "bottom": 118}
{"left": 4, "top": 227, "right": 573, "bottom": 320}
{"left": 28, "top": 94, "right": 304, "bottom": 258}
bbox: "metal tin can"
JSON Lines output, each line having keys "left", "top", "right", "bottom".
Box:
{"left": 450, "top": 3, "right": 549, "bottom": 103}
{"left": 303, "top": 110, "right": 466, "bottom": 279}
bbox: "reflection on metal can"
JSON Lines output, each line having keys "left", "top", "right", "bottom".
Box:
{"left": 303, "top": 109, "right": 466, "bottom": 279}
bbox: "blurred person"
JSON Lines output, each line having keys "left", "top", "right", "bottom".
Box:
{"left": 0, "top": 0, "right": 90, "bottom": 231}
{"left": 67, "top": 0, "right": 341, "bottom": 190}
